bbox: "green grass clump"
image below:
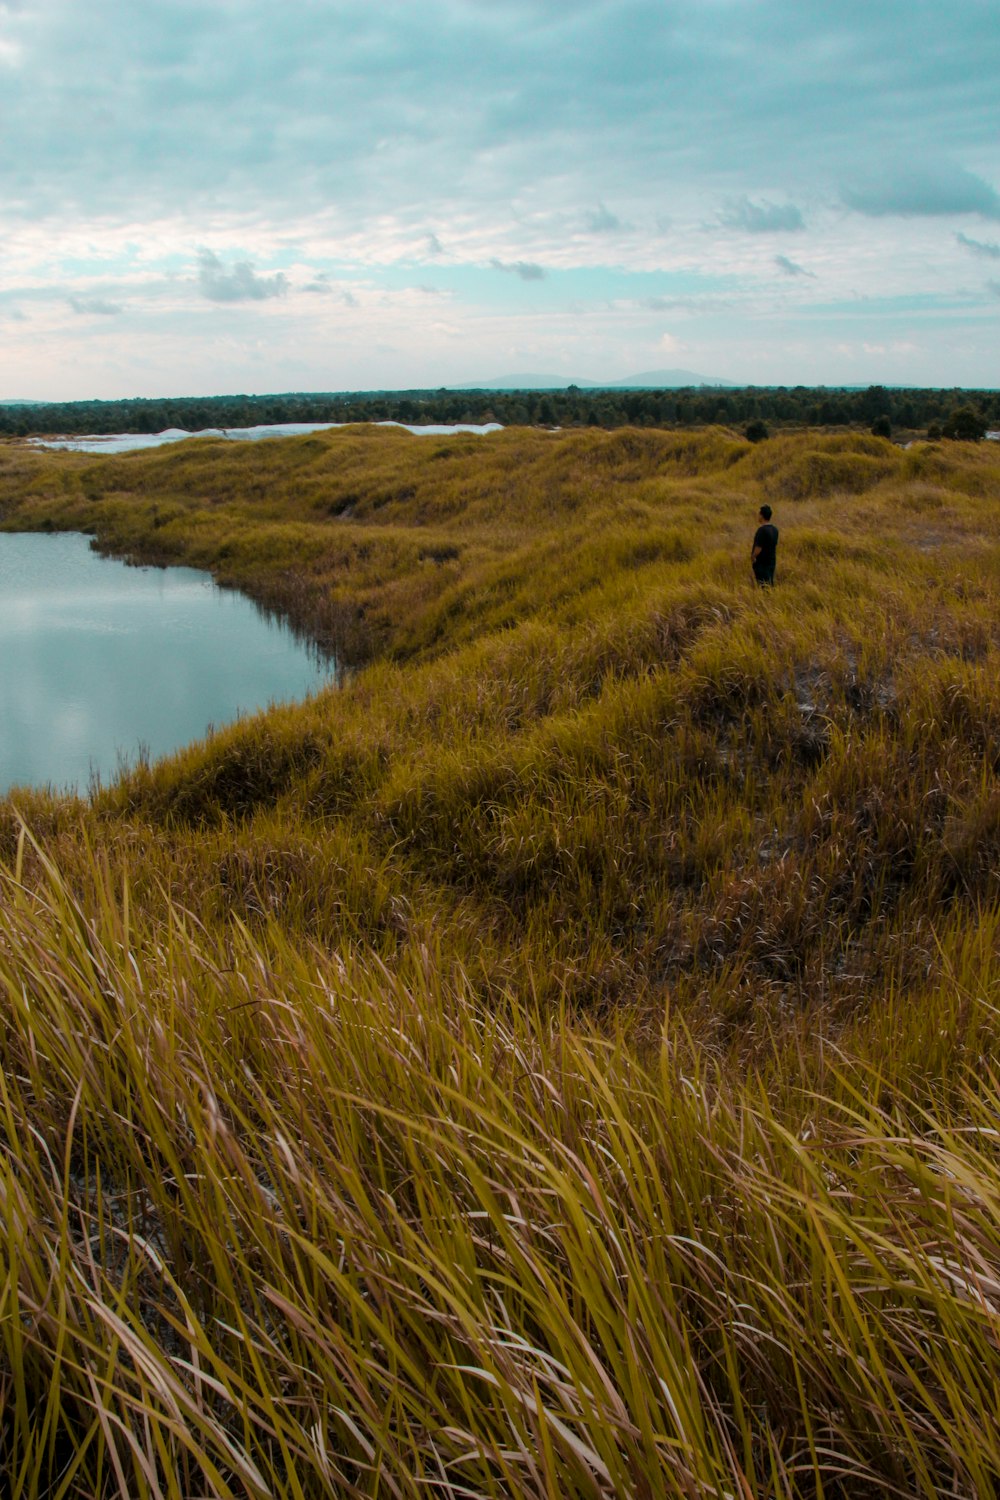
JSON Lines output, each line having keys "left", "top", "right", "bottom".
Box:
{"left": 2, "top": 424, "right": 1000, "bottom": 1493}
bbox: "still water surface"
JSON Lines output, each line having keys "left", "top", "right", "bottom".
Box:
{"left": 30, "top": 421, "right": 503, "bottom": 455}
{"left": 1, "top": 532, "right": 334, "bottom": 795}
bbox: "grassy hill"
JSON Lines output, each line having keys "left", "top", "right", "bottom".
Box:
{"left": 1, "top": 425, "right": 999, "bottom": 1496}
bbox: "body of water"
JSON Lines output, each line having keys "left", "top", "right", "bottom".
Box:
{"left": 1, "top": 532, "right": 334, "bottom": 796}
{"left": 29, "top": 420, "right": 503, "bottom": 455}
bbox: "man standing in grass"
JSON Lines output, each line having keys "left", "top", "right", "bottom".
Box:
{"left": 751, "top": 504, "right": 778, "bottom": 586}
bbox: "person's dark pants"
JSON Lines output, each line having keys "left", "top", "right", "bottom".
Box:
{"left": 753, "top": 565, "right": 775, "bottom": 586}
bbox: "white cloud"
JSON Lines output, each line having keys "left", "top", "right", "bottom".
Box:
{"left": 584, "top": 204, "right": 621, "bottom": 234}
{"left": 719, "top": 198, "right": 805, "bottom": 233}
{"left": 774, "top": 254, "right": 814, "bottom": 278}
{"left": 957, "top": 231, "right": 1000, "bottom": 260}
{"left": 491, "top": 259, "right": 546, "bottom": 281}
{"left": 843, "top": 164, "right": 1000, "bottom": 220}
{"left": 197, "top": 251, "right": 289, "bottom": 303}
{"left": 69, "top": 296, "right": 123, "bottom": 316}
{"left": 0, "top": 1, "right": 998, "bottom": 393}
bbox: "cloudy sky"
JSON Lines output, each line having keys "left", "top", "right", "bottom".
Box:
{"left": 1, "top": 0, "right": 998, "bottom": 399}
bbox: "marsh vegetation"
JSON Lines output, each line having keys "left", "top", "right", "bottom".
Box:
{"left": 1, "top": 424, "right": 999, "bottom": 1496}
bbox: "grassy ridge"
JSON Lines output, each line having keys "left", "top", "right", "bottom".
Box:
{"left": 1, "top": 426, "right": 1000, "bottom": 1495}
{"left": 0, "top": 424, "right": 958, "bottom": 661}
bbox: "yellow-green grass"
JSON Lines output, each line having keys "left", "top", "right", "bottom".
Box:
{"left": 3, "top": 424, "right": 992, "bottom": 662}
{"left": 1, "top": 425, "right": 1000, "bottom": 1495}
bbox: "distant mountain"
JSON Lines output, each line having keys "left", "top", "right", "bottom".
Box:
{"left": 614, "top": 368, "right": 733, "bottom": 389}
{"left": 458, "top": 369, "right": 733, "bottom": 391}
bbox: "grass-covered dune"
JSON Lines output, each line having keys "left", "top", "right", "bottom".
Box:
{"left": 1, "top": 425, "right": 1000, "bottom": 1497}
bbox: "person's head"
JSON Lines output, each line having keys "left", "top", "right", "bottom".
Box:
{"left": 759, "top": 504, "right": 772, "bottom": 522}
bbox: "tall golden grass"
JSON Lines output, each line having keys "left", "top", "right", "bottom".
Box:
{"left": 2, "top": 424, "right": 1000, "bottom": 1495}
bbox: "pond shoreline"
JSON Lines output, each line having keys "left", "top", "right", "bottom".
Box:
{"left": 27, "top": 418, "right": 504, "bottom": 456}
{"left": 0, "top": 530, "right": 334, "bottom": 796}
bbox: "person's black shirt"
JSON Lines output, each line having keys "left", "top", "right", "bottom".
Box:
{"left": 752, "top": 522, "right": 778, "bottom": 580}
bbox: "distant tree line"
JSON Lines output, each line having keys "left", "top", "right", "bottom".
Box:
{"left": 1, "top": 384, "right": 997, "bottom": 439}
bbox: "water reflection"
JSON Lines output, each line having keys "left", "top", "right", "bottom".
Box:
{"left": 1, "top": 532, "right": 334, "bottom": 795}
{"left": 29, "top": 420, "right": 503, "bottom": 455}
